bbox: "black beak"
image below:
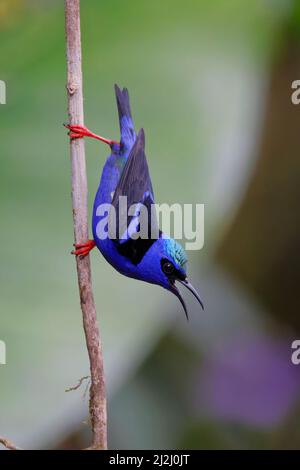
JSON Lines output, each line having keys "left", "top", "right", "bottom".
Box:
{"left": 177, "top": 279, "right": 204, "bottom": 311}
{"left": 170, "top": 279, "right": 204, "bottom": 321}
{"left": 171, "top": 285, "right": 189, "bottom": 320}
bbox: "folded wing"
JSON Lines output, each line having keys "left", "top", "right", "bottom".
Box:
{"left": 109, "top": 129, "right": 160, "bottom": 265}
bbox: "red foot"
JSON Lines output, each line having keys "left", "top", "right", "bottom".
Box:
{"left": 64, "top": 124, "right": 119, "bottom": 147}
{"left": 71, "top": 239, "right": 96, "bottom": 257}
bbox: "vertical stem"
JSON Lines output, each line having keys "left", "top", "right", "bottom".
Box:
{"left": 64, "top": 0, "right": 107, "bottom": 450}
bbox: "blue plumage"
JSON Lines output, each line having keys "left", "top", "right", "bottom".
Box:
{"left": 67, "top": 85, "right": 203, "bottom": 319}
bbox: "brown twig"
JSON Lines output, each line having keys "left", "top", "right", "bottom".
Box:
{"left": 64, "top": 0, "right": 107, "bottom": 450}
{"left": 0, "top": 437, "right": 22, "bottom": 450}
{"left": 65, "top": 375, "right": 90, "bottom": 393}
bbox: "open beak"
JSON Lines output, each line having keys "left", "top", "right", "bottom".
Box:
{"left": 170, "top": 278, "right": 204, "bottom": 320}
{"left": 177, "top": 279, "right": 204, "bottom": 310}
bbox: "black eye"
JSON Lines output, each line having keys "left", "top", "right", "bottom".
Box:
{"left": 162, "top": 260, "right": 175, "bottom": 275}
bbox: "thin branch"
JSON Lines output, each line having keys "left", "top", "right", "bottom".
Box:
{"left": 65, "top": 375, "right": 90, "bottom": 393}
{"left": 64, "top": 0, "right": 107, "bottom": 450}
{"left": 0, "top": 437, "right": 22, "bottom": 450}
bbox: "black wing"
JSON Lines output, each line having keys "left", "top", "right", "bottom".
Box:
{"left": 109, "top": 129, "right": 160, "bottom": 265}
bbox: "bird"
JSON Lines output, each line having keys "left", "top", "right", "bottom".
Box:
{"left": 65, "top": 85, "right": 203, "bottom": 319}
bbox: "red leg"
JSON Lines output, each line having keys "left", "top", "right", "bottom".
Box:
{"left": 64, "top": 124, "right": 119, "bottom": 146}
{"left": 71, "top": 239, "right": 96, "bottom": 257}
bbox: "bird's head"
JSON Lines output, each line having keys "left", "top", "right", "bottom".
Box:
{"left": 140, "top": 237, "right": 204, "bottom": 319}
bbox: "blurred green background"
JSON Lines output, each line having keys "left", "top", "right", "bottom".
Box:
{"left": 1, "top": 0, "right": 300, "bottom": 449}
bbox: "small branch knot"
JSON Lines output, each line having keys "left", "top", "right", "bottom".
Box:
{"left": 67, "top": 82, "right": 78, "bottom": 95}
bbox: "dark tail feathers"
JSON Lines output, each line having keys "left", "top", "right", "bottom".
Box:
{"left": 114, "top": 84, "right": 135, "bottom": 145}
{"left": 114, "top": 84, "right": 132, "bottom": 121}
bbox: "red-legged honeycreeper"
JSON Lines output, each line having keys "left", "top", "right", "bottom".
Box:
{"left": 65, "top": 85, "right": 203, "bottom": 319}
